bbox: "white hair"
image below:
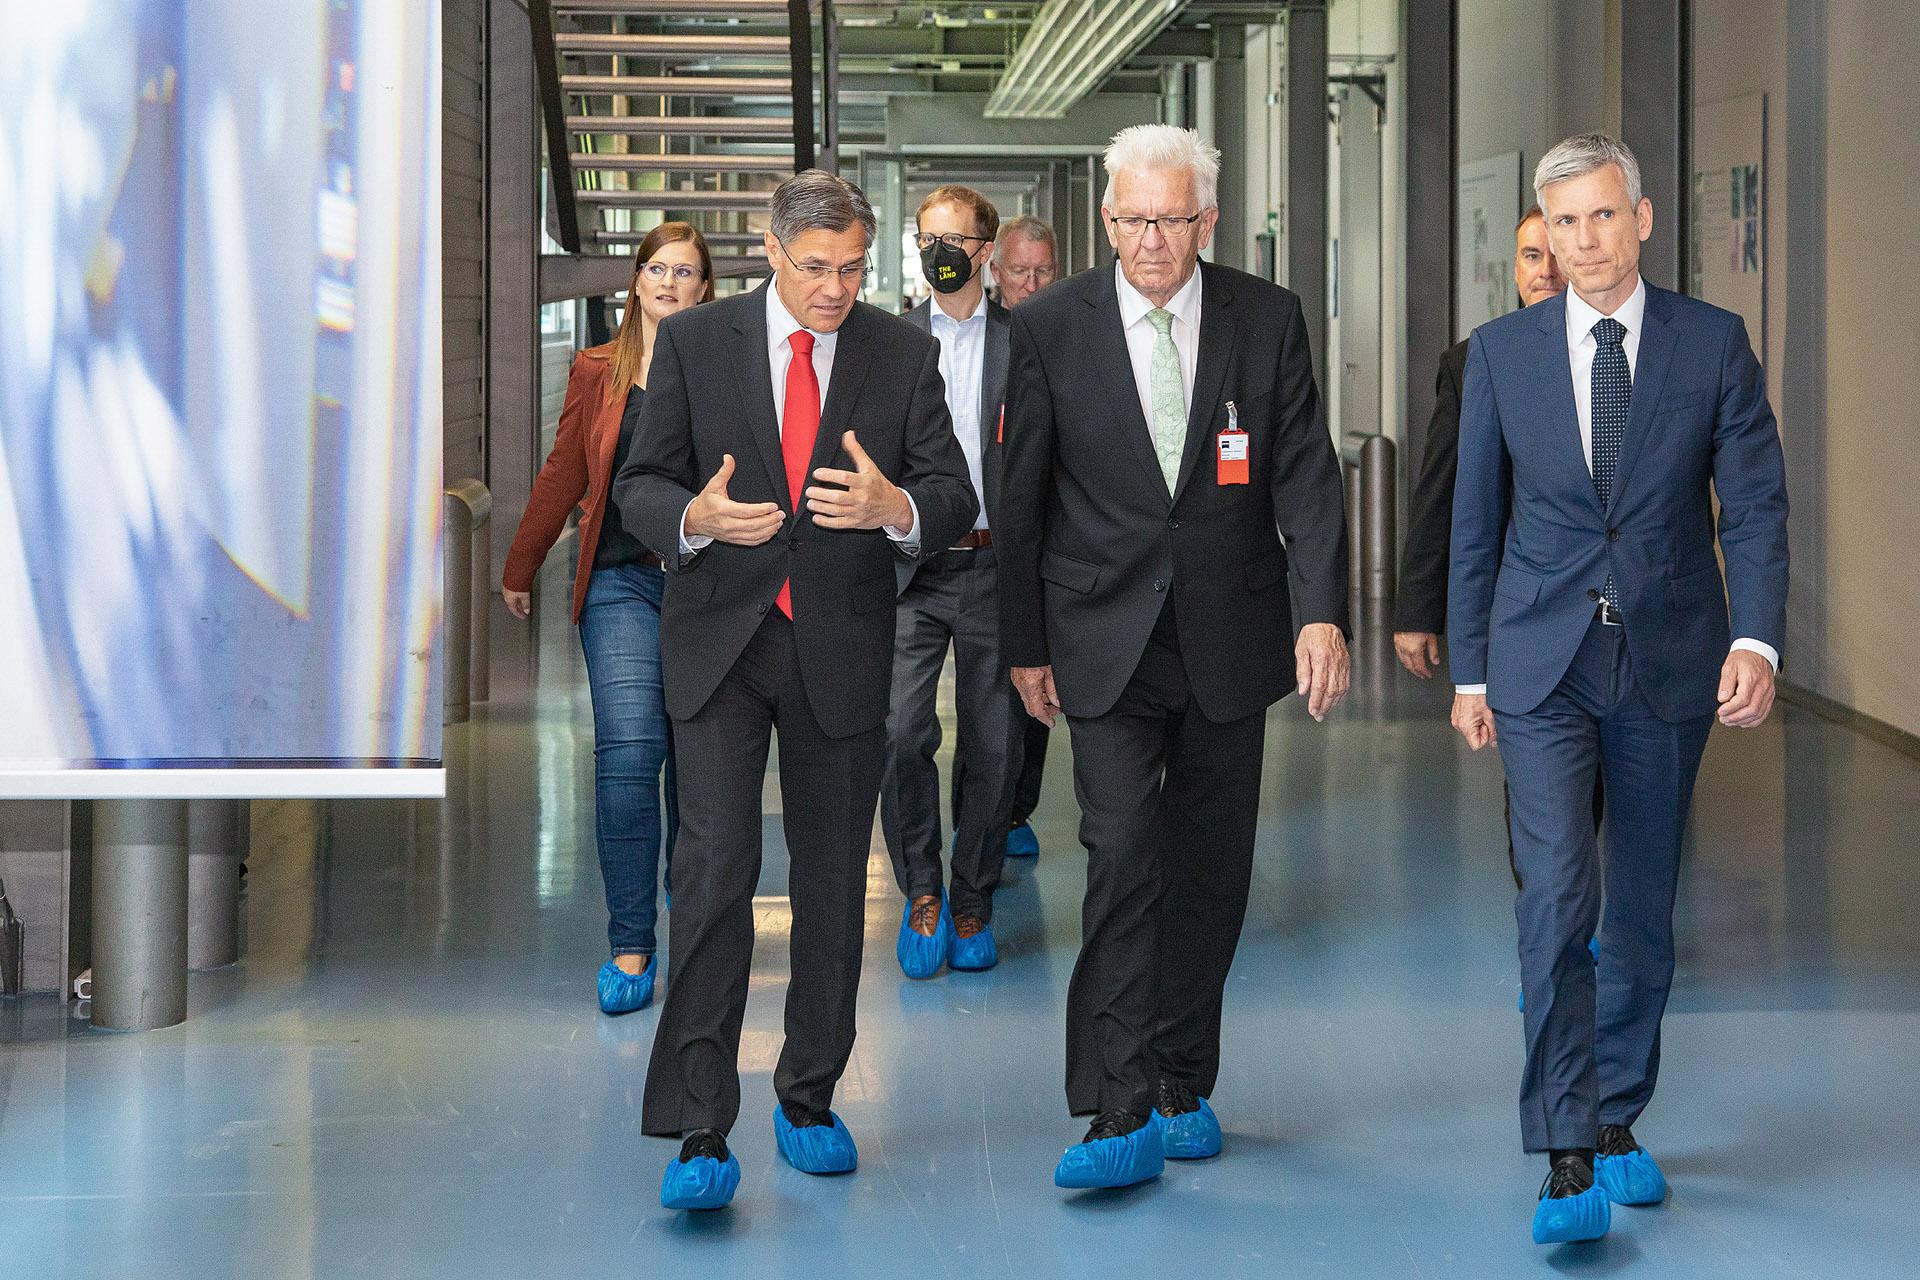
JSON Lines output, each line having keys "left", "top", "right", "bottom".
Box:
{"left": 1533, "top": 133, "right": 1644, "bottom": 209}
{"left": 1102, "top": 124, "right": 1220, "bottom": 211}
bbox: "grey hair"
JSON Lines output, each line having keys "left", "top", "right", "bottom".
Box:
{"left": 995, "top": 215, "right": 1057, "bottom": 255}
{"left": 1102, "top": 124, "right": 1221, "bottom": 211}
{"left": 1533, "top": 133, "right": 1644, "bottom": 209}
{"left": 769, "top": 169, "right": 877, "bottom": 246}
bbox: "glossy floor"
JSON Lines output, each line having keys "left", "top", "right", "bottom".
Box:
{"left": 3, "top": 594, "right": 1918, "bottom": 1278}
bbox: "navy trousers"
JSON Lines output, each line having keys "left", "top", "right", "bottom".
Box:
{"left": 1495, "top": 618, "right": 1713, "bottom": 1152}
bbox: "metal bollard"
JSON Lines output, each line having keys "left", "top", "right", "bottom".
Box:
{"left": 92, "top": 798, "right": 189, "bottom": 1031}
{"left": 443, "top": 480, "right": 492, "bottom": 725}
{"left": 1341, "top": 431, "right": 1398, "bottom": 615}
{"left": 187, "top": 799, "right": 246, "bottom": 971}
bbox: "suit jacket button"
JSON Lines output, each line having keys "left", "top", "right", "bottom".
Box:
{"left": 1153, "top": 579, "right": 1166, "bottom": 592}
{"left": 1168, "top": 517, "right": 1180, "bottom": 530}
{"left": 757, "top": 602, "right": 769, "bottom": 614}
{"left": 1607, "top": 529, "right": 1620, "bottom": 542}
{"left": 1587, "top": 588, "right": 1601, "bottom": 601}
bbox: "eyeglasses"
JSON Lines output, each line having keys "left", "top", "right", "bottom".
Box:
{"left": 998, "top": 265, "right": 1058, "bottom": 284}
{"left": 638, "top": 262, "right": 704, "bottom": 284}
{"left": 1107, "top": 213, "right": 1204, "bottom": 238}
{"left": 913, "top": 231, "right": 990, "bottom": 252}
{"left": 774, "top": 234, "right": 871, "bottom": 285}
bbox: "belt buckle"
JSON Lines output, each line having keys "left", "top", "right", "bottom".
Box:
{"left": 1597, "top": 600, "right": 1623, "bottom": 626}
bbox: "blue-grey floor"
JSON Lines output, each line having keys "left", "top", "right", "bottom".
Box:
{"left": 4, "top": 577, "right": 1919, "bottom": 1278}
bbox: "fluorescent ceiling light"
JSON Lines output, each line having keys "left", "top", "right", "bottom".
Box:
{"left": 986, "top": 0, "right": 1184, "bottom": 119}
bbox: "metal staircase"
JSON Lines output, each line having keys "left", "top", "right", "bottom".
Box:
{"left": 532, "top": 0, "right": 841, "bottom": 296}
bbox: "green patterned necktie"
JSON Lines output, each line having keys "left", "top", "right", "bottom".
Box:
{"left": 1145, "top": 308, "right": 1185, "bottom": 493}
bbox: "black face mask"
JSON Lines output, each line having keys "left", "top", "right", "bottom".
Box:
{"left": 921, "top": 241, "right": 975, "bottom": 294}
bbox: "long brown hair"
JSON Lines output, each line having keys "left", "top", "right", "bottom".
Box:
{"left": 607, "top": 222, "right": 714, "bottom": 399}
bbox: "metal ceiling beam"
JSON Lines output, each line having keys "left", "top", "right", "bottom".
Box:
{"left": 986, "top": 0, "right": 1188, "bottom": 119}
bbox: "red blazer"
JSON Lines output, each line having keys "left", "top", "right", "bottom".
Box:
{"left": 503, "top": 343, "right": 634, "bottom": 622}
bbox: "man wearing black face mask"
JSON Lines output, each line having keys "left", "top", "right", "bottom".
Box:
{"left": 881, "top": 185, "right": 1022, "bottom": 979}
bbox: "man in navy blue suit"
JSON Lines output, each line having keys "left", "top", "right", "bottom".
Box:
{"left": 1447, "top": 134, "right": 1788, "bottom": 1246}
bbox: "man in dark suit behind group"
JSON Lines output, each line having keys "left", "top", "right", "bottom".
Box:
{"left": 1449, "top": 134, "right": 1788, "bottom": 1246}
{"left": 999, "top": 124, "right": 1351, "bottom": 1191}
{"left": 883, "top": 184, "right": 1021, "bottom": 978}
{"left": 1395, "top": 204, "right": 1565, "bottom": 674}
{"left": 615, "top": 169, "right": 976, "bottom": 1212}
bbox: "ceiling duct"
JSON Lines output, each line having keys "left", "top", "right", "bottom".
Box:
{"left": 985, "top": 0, "right": 1184, "bottom": 119}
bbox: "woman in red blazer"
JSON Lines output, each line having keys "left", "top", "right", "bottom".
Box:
{"left": 502, "top": 224, "right": 713, "bottom": 1014}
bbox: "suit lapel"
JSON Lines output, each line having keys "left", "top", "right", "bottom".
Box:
{"left": 1532, "top": 296, "right": 1605, "bottom": 518}
{"left": 812, "top": 303, "right": 874, "bottom": 481}
{"left": 1171, "top": 266, "right": 1235, "bottom": 505}
{"left": 981, "top": 306, "right": 1008, "bottom": 458}
{"left": 730, "top": 285, "right": 791, "bottom": 509}
{"left": 1607, "top": 287, "right": 1678, "bottom": 508}
{"left": 1087, "top": 270, "right": 1171, "bottom": 504}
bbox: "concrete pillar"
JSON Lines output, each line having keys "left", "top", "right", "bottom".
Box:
{"left": 187, "top": 799, "right": 246, "bottom": 971}
{"left": 91, "top": 799, "right": 188, "bottom": 1031}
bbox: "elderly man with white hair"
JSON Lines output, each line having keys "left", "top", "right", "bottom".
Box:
{"left": 998, "top": 123, "right": 1351, "bottom": 1190}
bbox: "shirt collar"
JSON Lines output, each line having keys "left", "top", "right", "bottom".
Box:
{"left": 928, "top": 290, "right": 990, "bottom": 329}
{"left": 1115, "top": 260, "right": 1203, "bottom": 332}
{"left": 1566, "top": 274, "right": 1647, "bottom": 345}
{"left": 765, "top": 280, "right": 837, "bottom": 353}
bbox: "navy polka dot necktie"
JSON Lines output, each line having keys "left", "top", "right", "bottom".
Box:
{"left": 1590, "top": 316, "right": 1629, "bottom": 605}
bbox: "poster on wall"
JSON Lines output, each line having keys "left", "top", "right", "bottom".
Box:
{"left": 0, "top": 2, "right": 444, "bottom": 797}
{"left": 1456, "top": 151, "right": 1523, "bottom": 342}
{"left": 1690, "top": 93, "right": 1767, "bottom": 352}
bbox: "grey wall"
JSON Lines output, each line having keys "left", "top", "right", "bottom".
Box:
{"left": 1457, "top": 0, "right": 1614, "bottom": 180}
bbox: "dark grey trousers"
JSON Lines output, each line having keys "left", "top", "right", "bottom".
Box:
{"left": 1063, "top": 601, "right": 1267, "bottom": 1117}
{"left": 641, "top": 612, "right": 886, "bottom": 1138}
{"left": 880, "top": 548, "right": 1023, "bottom": 922}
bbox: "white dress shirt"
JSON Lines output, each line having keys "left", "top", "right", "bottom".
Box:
{"left": 681, "top": 284, "right": 917, "bottom": 555}
{"left": 1457, "top": 275, "right": 1776, "bottom": 693}
{"left": 928, "top": 292, "right": 991, "bottom": 531}
{"left": 1115, "top": 261, "right": 1202, "bottom": 429}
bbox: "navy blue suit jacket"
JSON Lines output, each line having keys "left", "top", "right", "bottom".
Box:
{"left": 1447, "top": 284, "right": 1788, "bottom": 723}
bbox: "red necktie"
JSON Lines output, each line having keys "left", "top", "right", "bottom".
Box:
{"left": 775, "top": 330, "right": 819, "bottom": 619}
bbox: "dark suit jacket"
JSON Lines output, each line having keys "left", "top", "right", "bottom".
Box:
{"left": 1448, "top": 285, "right": 1789, "bottom": 722}
{"left": 898, "top": 296, "right": 1010, "bottom": 590}
{"left": 613, "top": 283, "right": 978, "bottom": 738}
{"left": 1394, "top": 339, "right": 1469, "bottom": 634}
{"left": 997, "top": 261, "right": 1350, "bottom": 724}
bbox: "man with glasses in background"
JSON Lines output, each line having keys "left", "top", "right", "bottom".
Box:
{"left": 883, "top": 185, "right": 1022, "bottom": 979}
{"left": 614, "top": 169, "right": 976, "bottom": 1213}
{"left": 999, "top": 125, "right": 1350, "bottom": 1190}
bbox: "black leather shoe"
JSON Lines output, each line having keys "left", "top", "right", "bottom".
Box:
{"left": 1597, "top": 1124, "right": 1638, "bottom": 1157}
{"left": 1155, "top": 1079, "right": 1201, "bottom": 1117}
{"left": 1082, "top": 1108, "right": 1149, "bottom": 1142}
{"left": 680, "top": 1128, "right": 730, "bottom": 1163}
{"left": 780, "top": 1101, "right": 833, "bottom": 1129}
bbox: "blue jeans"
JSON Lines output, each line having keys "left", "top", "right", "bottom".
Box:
{"left": 578, "top": 563, "right": 677, "bottom": 957}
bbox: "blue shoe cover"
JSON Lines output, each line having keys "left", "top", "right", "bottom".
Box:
{"left": 949, "top": 922, "right": 998, "bottom": 971}
{"left": 896, "top": 898, "right": 952, "bottom": 980}
{"left": 1054, "top": 1111, "right": 1166, "bottom": 1189}
{"left": 1595, "top": 1148, "right": 1668, "bottom": 1205}
{"left": 1161, "top": 1097, "right": 1222, "bottom": 1160}
{"left": 773, "top": 1105, "right": 859, "bottom": 1174}
{"left": 1520, "top": 937, "right": 1600, "bottom": 1012}
{"left": 1006, "top": 823, "right": 1039, "bottom": 858}
{"left": 1532, "top": 1184, "right": 1611, "bottom": 1244}
{"left": 660, "top": 1152, "right": 740, "bottom": 1210}
{"left": 597, "top": 958, "right": 655, "bottom": 1015}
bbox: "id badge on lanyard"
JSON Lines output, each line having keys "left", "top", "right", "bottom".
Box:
{"left": 1217, "top": 400, "right": 1249, "bottom": 485}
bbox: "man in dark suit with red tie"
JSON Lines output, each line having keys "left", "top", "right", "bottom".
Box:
{"left": 613, "top": 170, "right": 976, "bottom": 1213}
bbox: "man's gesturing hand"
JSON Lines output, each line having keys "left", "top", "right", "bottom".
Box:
{"left": 1296, "top": 623, "right": 1351, "bottom": 721}
{"left": 1011, "top": 666, "right": 1061, "bottom": 728}
{"left": 684, "top": 453, "right": 784, "bottom": 546}
{"left": 1451, "top": 692, "right": 1497, "bottom": 751}
{"left": 806, "top": 432, "right": 914, "bottom": 532}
